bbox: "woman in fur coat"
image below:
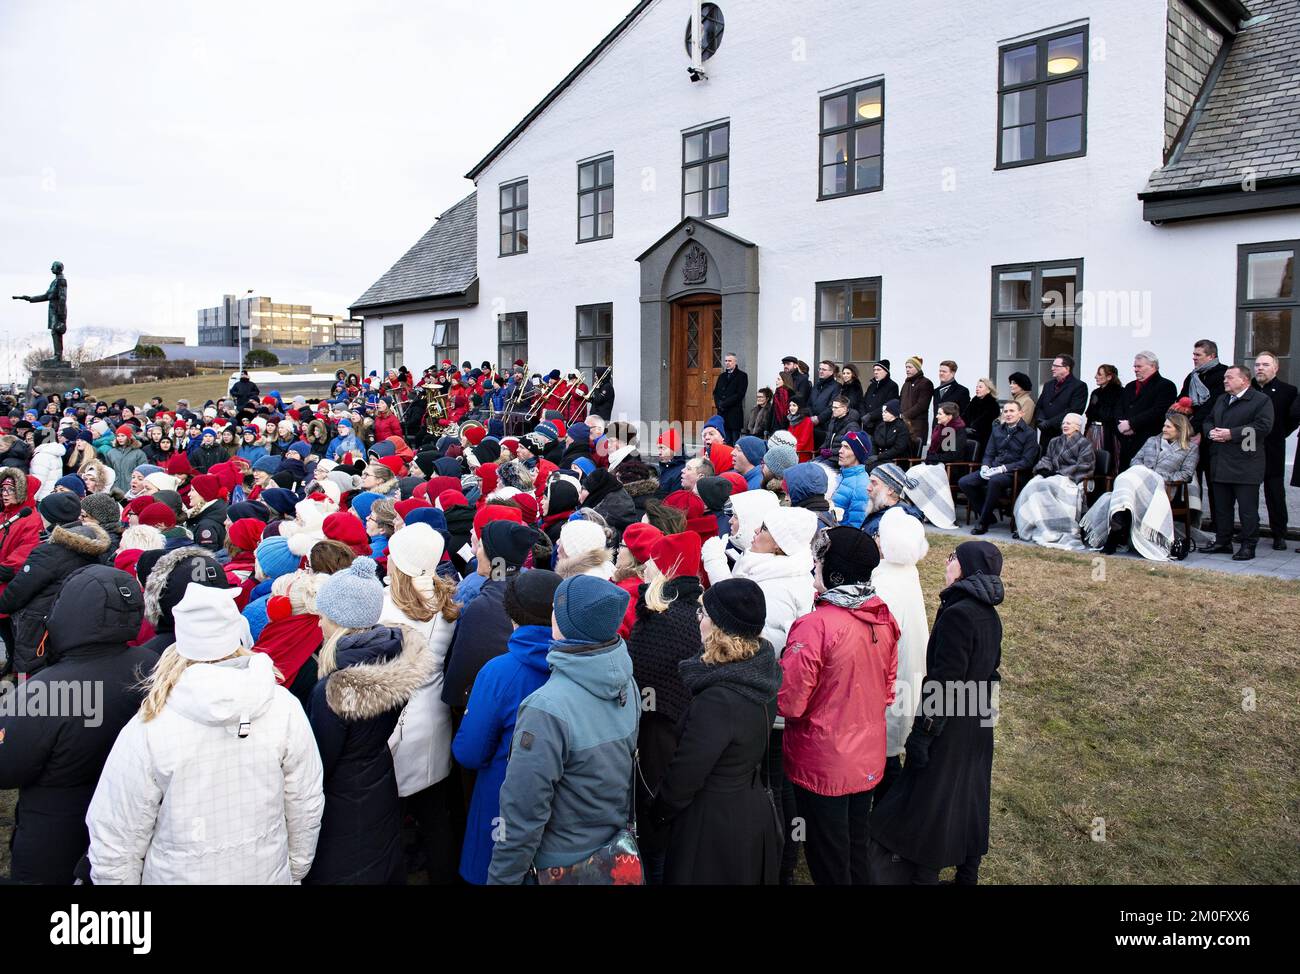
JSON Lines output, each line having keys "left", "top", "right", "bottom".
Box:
{"left": 306, "top": 557, "right": 433, "bottom": 885}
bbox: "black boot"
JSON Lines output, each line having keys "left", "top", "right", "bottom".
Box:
{"left": 1232, "top": 544, "right": 1256, "bottom": 561}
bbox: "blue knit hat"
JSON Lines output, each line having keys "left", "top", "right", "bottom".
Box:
{"left": 254, "top": 536, "right": 299, "bottom": 580}
{"left": 253, "top": 455, "right": 282, "bottom": 474}
{"left": 554, "top": 575, "right": 631, "bottom": 644}
{"left": 762, "top": 443, "right": 799, "bottom": 480}
{"left": 736, "top": 435, "right": 766, "bottom": 466}
{"left": 133, "top": 463, "right": 163, "bottom": 478}
{"left": 702, "top": 415, "right": 726, "bottom": 438}
{"left": 368, "top": 440, "right": 396, "bottom": 459}
{"left": 201, "top": 427, "right": 217, "bottom": 440}
{"left": 845, "top": 430, "right": 872, "bottom": 465}
{"left": 570, "top": 457, "right": 596, "bottom": 477}
{"left": 260, "top": 487, "right": 299, "bottom": 515}
{"left": 315, "top": 555, "right": 384, "bottom": 629}
{"left": 350, "top": 491, "right": 382, "bottom": 522}
{"left": 567, "top": 422, "right": 590, "bottom": 445}
{"left": 336, "top": 418, "right": 353, "bottom": 430}
{"left": 54, "top": 474, "right": 87, "bottom": 497}
{"left": 534, "top": 420, "right": 559, "bottom": 443}
{"left": 403, "top": 507, "right": 448, "bottom": 534}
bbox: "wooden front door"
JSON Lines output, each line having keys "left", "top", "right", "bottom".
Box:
{"left": 670, "top": 298, "right": 722, "bottom": 427}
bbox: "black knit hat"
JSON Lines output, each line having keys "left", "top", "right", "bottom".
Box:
{"left": 702, "top": 577, "right": 766, "bottom": 639}
{"left": 38, "top": 492, "right": 83, "bottom": 527}
{"left": 482, "top": 521, "right": 540, "bottom": 568}
{"left": 504, "top": 569, "right": 563, "bottom": 627}
{"left": 818, "top": 526, "right": 880, "bottom": 587}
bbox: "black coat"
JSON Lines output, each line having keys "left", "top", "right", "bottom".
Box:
{"left": 441, "top": 576, "right": 513, "bottom": 716}
{"left": 860, "top": 377, "right": 900, "bottom": 433}
{"left": 823, "top": 409, "right": 862, "bottom": 456}
{"left": 627, "top": 577, "right": 702, "bottom": 854}
{"left": 1085, "top": 382, "right": 1124, "bottom": 457}
{"left": 652, "top": 646, "right": 784, "bottom": 885}
{"left": 713, "top": 369, "right": 749, "bottom": 433}
{"left": 870, "top": 574, "right": 1003, "bottom": 870}
{"left": 866, "top": 418, "right": 912, "bottom": 470}
{"left": 966, "top": 395, "right": 1000, "bottom": 456}
{"left": 1203, "top": 387, "right": 1274, "bottom": 485}
{"left": 1257, "top": 378, "right": 1299, "bottom": 479}
{"left": 931, "top": 380, "right": 971, "bottom": 421}
{"left": 0, "top": 523, "right": 112, "bottom": 676}
{"left": 1034, "top": 373, "right": 1088, "bottom": 444}
{"left": 229, "top": 378, "right": 261, "bottom": 410}
{"left": 1117, "top": 373, "right": 1178, "bottom": 469}
{"left": 307, "top": 625, "right": 428, "bottom": 885}
{"left": 588, "top": 379, "right": 615, "bottom": 422}
{"left": 0, "top": 565, "right": 154, "bottom": 885}
{"left": 808, "top": 377, "right": 840, "bottom": 428}
{"left": 0, "top": 439, "right": 33, "bottom": 473}
{"left": 981, "top": 420, "right": 1039, "bottom": 472}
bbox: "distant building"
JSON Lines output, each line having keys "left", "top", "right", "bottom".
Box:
{"left": 197, "top": 295, "right": 361, "bottom": 349}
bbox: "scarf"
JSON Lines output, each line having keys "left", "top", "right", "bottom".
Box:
{"left": 818, "top": 582, "right": 876, "bottom": 610}
{"left": 678, "top": 644, "right": 782, "bottom": 705}
{"left": 1187, "top": 358, "right": 1220, "bottom": 407}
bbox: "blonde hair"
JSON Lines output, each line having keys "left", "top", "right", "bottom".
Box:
{"left": 642, "top": 559, "right": 676, "bottom": 613}
{"left": 365, "top": 463, "right": 398, "bottom": 493}
{"left": 317, "top": 620, "right": 362, "bottom": 677}
{"left": 978, "top": 377, "right": 999, "bottom": 398}
{"left": 140, "top": 646, "right": 281, "bottom": 722}
{"left": 370, "top": 497, "right": 398, "bottom": 535}
{"left": 387, "top": 561, "right": 461, "bottom": 624}
{"left": 1165, "top": 411, "right": 1192, "bottom": 449}
{"left": 701, "top": 627, "right": 761, "bottom": 665}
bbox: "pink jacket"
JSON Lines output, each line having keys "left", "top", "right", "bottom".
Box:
{"left": 778, "top": 595, "right": 900, "bottom": 797}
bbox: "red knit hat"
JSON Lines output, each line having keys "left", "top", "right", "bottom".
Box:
{"left": 658, "top": 428, "right": 682, "bottom": 453}
{"left": 621, "top": 522, "right": 664, "bottom": 563}
{"left": 166, "top": 453, "right": 193, "bottom": 477}
{"left": 551, "top": 420, "right": 567, "bottom": 439}
{"left": 512, "top": 493, "right": 538, "bottom": 524}
{"left": 664, "top": 490, "right": 706, "bottom": 519}
{"left": 424, "top": 475, "right": 462, "bottom": 500}
{"left": 190, "top": 474, "right": 222, "bottom": 502}
{"left": 140, "top": 502, "right": 177, "bottom": 529}
{"left": 210, "top": 462, "right": 241, "bottom": 493}
{"left": 377, "top": 455, "right": 406, "bottom": 477}
{"left": 323, "top": 511, "right": 371, "bottom": 556}
{"left": 708, "top": 441, "right": 735, "bottom": 474}
{"left": 473, "top": 504, "right": 523, "bottom": 533}
{"left": 113, "top": 548, "right": 144, "bottom": 577}
{"left": 115, "top": 424, "right": 134, "bottom": 437}
{"left": 650, "top": 531, "right": 703, "bottom": 579}
{"left": 721, "top": 471, "right": 749, "bottom": 494}
{"left": 437, "top": 489, "right": 469, "bottom": 509}
{"left": 228, "top": 517, "right": 265, "bottom": 552}
{"left": 477, "top": 462, "right": 499, "bottom": 498}
{"left": 502, "top": 437, "right": 520, "bottom": 453}
{"left": 463, "top": 425, "right": 487, "bottom": 446}
{"left": 124, "top": 495, "right": 154, "bottom": 521}
{"left": 394, "top": 497, "right": 430, "bottom": 520}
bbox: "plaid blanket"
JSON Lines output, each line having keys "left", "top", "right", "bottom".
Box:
{"left": 1014, "top": 474, "right": 1085, "bottom": 549}
{"left": 1080, "top": 465, "right": 1174, "bottom": 561}
{"left": 905, "top": 463, "right": 957, "bottom": 529}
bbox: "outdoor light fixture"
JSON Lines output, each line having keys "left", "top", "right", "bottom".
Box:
{"left": 1047, "top": 55, "right": 1080, "bottom": 74}
{"left": 687, "top": 65, "right": 708, "bottom": 82}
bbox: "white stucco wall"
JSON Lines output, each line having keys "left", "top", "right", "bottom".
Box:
{"left": 365, "top": 0, "right": 1300, "bottom": 421}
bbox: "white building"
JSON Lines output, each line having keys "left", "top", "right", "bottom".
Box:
{"left": 352, "top": 0, "right": 1300, "bottom": 430}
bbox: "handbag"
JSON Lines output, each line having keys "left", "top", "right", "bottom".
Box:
{"left": 533, "top": 748, "right": 644, "bottom": 885}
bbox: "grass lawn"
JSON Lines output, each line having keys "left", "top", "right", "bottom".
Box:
{"left": 86, "top": 360, "right": 360, "bottom": 410}
{"left": 2, "top": 536, "right": 1296, "bottom": 883}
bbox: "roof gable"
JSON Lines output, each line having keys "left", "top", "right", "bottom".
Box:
{"left": 351, "top": 192, "right": 478, "bottom": 311}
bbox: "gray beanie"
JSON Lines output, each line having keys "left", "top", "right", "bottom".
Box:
{"left": 315, "top": 555, "right": 384, "bottom": 629}
{"left": 762, "top": 443, "right": 799, "bottom": 480}
{"left": 81, "top": 492, "right": 122, "bottom": 529}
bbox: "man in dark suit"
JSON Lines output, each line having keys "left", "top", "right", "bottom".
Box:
{"left": 1253, "top": 351, "right": 1299, "bottom": 551}
{"left": 1116, "top": 351, "right": 1178, "bottom": 471}
{"left": 930, "top": 360, "right": 971, "bottom": 427}
{"left": 1199, "top": 365, "right": 1274, "bottom": 561}
{"left": 712, "top": 353, "right": 748, "bottom": 445}
{"left": 1034, "top": 354, "right": 1088, "bottom": 452}
{"left": 1179, "top": 339, "right": 1229, "bottom": 530}
{"left": 807, "top": 360, "right": 841, "bottom": 448}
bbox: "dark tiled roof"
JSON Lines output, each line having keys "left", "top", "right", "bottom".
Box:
{"left": 351, "top": 192, "right": 477, "bottom": 310}
{"left": 1145, "top": 0, "right": 1300, "bottom": 195}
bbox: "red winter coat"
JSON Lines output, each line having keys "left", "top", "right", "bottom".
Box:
{"left": 615, "top": 575, "right": 641, "bottom": 640}
{"left": 253, "top": 612, "right": 323, "bottom": 688}
{"left": 788, "top": 416, "right": 815, "bottom": 463}
{"left": 779, "top": 595, "right": 900, "bottom": 797}
{"left": 372, "top": 412, "right": 402, "bottom": 442}
{"left": 0, "top": 472, "right": 43, "bottom": 617}
{"left": 223, "top": 551, "right": 259, "bottom": 610}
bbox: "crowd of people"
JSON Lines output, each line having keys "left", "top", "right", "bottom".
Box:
{"left": 0, "top": 337, "right": 1292, "bottom": 886}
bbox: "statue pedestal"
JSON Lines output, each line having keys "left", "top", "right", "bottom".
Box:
{"left": 28, "top": 363, "right": 89, "bottom": 397}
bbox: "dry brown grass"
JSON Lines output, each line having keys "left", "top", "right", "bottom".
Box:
{"left": 2, "top": 536, "right": 1296, "bottom": 883}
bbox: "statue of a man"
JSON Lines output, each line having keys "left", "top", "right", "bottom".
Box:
{"left": 13, "top": 260, "right": 68, "bottom": 363}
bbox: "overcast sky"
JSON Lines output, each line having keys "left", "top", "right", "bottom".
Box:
{"left": 0, "top": 0, "right": 623, "bottom": 365}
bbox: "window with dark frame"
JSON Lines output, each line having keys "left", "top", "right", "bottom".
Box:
{"left": 815, "top": 279, "right": 881, "bottom": 373}
{"left": 382, "top": 324, "right": 403, "bottom": 373}
{"left": 575, "top": 303, "right": 613, "bottom": 375}
{"left": 1237, "top": 240, "right": 1297, "bottom": 383}
{"left": 990, "top": 260, "right": 1083, "bottom": 394}
{"left": 578, "top": 156, "right": 614, "bottom": 242}
{"left": 819, "top": 81, "right": 884, "bottom": 198}
{"left": 499, "top": 179, "right": 528, "bottom": 255}
{"left": 683, "top": 122, "right": 729, "bottom": 219}
{"left": 998, "top": 26, "right": 1088, "bottom": 168}
{"left": 432, "top": 318, "right": 459, "bottom": 367}
{"left": 498, "top": 312, "right": 528, "bottom": 367}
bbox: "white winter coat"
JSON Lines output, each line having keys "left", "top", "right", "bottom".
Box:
{"left": 30, "top": 442, "right": 65, "bottom": 501}
{"left": 380, "top": 588, "right": 455, "bottom": 796}
{"left": 702, "top": 543, "right": 815, "bottom": 655}
{"left": 871, "top": 562, "right": 929, "bottom": 756}
{"left": 86, "top": 652, "right": 324, "bottom": 884}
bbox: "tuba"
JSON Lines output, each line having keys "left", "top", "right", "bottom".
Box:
{"left": 423, "top": 379, "right": 451, "bottom": 435}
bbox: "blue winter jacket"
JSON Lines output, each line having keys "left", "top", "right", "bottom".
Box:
{"left": 237, "top": 444, "right": 269, "bottom": 465}
{"left": 862, "top": 499, "right": 925, "bottom": 537}
{"left": 487, "top": 637, "right": 639, "bottom": 884}
{"left": 451, "top": 624, "right": 553, "bottom": 884}
{"left": 325, "top": 433, "right": 365, "bottom": 463}
{"left": 744, "top": 465, "right": 765, "bottom": 490}
{"left": 657, "top": 457, "right": 686, "bottom": 498}
{"left": 832, "top": 464, "right": 872, "bottom": 528}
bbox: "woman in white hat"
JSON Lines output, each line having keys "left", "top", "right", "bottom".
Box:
{"left": 378, "top": 523, "right": 461, "bottom": 883}
{"left": 86, "top": 583, "right": 324, "bottom": 884}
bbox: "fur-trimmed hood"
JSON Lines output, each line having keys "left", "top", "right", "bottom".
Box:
{"left": 144, "top": 544, "right": 212, "bottom": 624}
{"left": 325, "top": 624, "right": 432, "bottom": 720}
{"left": 0, "top": 466, "right": 29, "bottom": 504}
{"left": 555, "top": 545, "right": 615, "bottom": 580}
{"left": 620, "top": 475, "right": 660, "bottom": 499}
{"left": 50, "top": 522, "right": 110, "bottom": 557}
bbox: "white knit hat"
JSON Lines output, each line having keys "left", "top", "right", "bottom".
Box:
{"left": 387, "top": 522, "right": 444, "bottom": 578}
{"left": 172, "top": 584, "right": 252, "bottom": 662}
{"left": 878, "top": 507, "right": 930, "bottom": 566}
{"left": 761, "top": 507, "right": 819, "bottom": 557}
{"left": 559, "top": 518, "right": 608, "bottom": 558}
{"left": 769, "top": 429, "right": 797, "bottom": 450}
{"left": 728, "top": 490, "right": 780, "bottom": 551}
{"left": 144, "top": 472, "right": 178, "bottom": 493}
